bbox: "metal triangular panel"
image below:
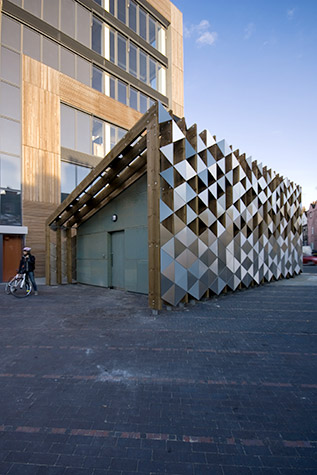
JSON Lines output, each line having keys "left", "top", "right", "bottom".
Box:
{"left": 161, "top": 249, "right": 174, "bottom": 271}
{"left": 174, "top": 160, "right": 196, "bottom": 181}
{"left": 172, "top": 120, "right": 185, "bottom": 142}
{"left": 217, "top": 139, "right": 231, "bottom": 157}
{"left": 185, "top": 140, "right": 197, "bottom": 159}
{"left": 158, "top": 102, "right": 172, "bottom": 124}
{"left": 160, "top": 167, "right": 174, "bottom": 187}
{"left": 162, "top": 238, "right": 175, "bottom": 258}
{"left": 160, "top": 200, "right": 173, "bottom": 222}
{"left": 160, "top": 143, "right": 174, "bottom": 164}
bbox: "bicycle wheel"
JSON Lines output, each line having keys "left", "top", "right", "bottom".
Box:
{"left": 4, "top": 276, "right": 15, "bottom": 294}
{"left": 10, "top": 277, "right": 32, "bottom": 298}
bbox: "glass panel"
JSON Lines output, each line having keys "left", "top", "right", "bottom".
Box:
{"left": 110, "top": 77, "right": 116, "bottom": 99}
{"left": 149, "top": 98, "right": 155, "bottom": 108}
{"left": 110, "top": 126, "right": 116, "bottom": 149}
{"left": 0, "top": 47, "right": 20, "bottom": 86}
{"left": 24, "top": 0, "right": 41, "bottom": 17}
{"left": 110, "top": 0, "right": 115, "bottom": 15}
{"left": 149, "top": 58, "right": 156, "bottom": 89}
{"left": 117, "top": 127, "right": 126, "bottom": 141}
{"left": 92, "top": 119, "right": 104, "bottom": 157}
{"left": 139, "top": 92, "right": 147, "bottom": 114}
{"left": 8, "top": 0, "right": 22, "bottom": 5}
{"left": 61, "top": 48, "right": 75, "bottom": 78}
{"left": 130, "top": 87, "right": 138, "bottom": 111}
{"left": 61, "top": 161, "right": 76, "bottom": 194}
{"left": 43, "top": 0, "right": 59, "bottom": 29}
{"left": 129, "top": 0, "right": 137, "bottom": 32}
{"left": 0, "top": 118, "right": 21, "bottom": 155}
{"left": 139, "top": 50, "right": 147, "bottom": 83}
{"left": 139, "top": 8, "right": 147, "bottom": 41}
{"left": 76, "top": 4, "right": 91, "bottom": 48}
{"left": 77, "top": 165, "right": 90, "bottom": 184}
{"left": 23, "top": 26, "right": 40, "bottom": 61}
{"left": 77, "top": 57, "right": 90, "bottom": 86}
{"left": 1, "top": 14, "right": 21, "bottom": 51}
{"left": 93, "top": 0, "right": 102, "bottom": 5}
{"left": 129, "top": 43, "right": 137, "bottom": 78}
{"left": 117, "top": 80, "right": 127, "bottom": 105}
{"left": 92, "top": 66, "right": 103, "bottom": 92}
{"left": 0, "top": 154, "right": 21, "bottom": 190}
{"left": 76, "top": 111, "right": 91, "bottom": 154}
{"left": 110, "top": 30, "right": 115, "bottom": 63}
{"left": 43, "top": 37, "right": 59, "bottom": 70}
{"left": 60, "top": 104, "right": 75, "bottom": 150}
{"left": 61, "top": 0, "right": 76, "bottom": 38}
{"left": 0, "top": 82, "right": 20, "bottom": 121}
{"left": 158, "top": 65, "right": 166, "bottom": 95}
{"left": 92, "top": 17, "right": 102, "bottom": 55}
{"left": 117, "top": 34, "right": 126, "bottom": 70}
{"left": 157, "top": 25, "right": 166, "bottom": 55}
{"left": 149, "top": 17, "right": 156, "bottom": 48}
{"left": 117, "top": 0, "right": 126, "bottom": 23}
{"left": 0, "top": 189, "right": 21, "bottom": 225}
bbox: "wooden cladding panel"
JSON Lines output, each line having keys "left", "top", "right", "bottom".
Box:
{"left": 23, "top": 56, "right": 59, "bottom": 94}
{"left": 23, "top": 201, "right": 59, "bottom": 277}
{"left": 147, "top": 0, "right": 171, "bottom": 22}
{"left": 23, "top": 147, "right": 60, "bottom": 203}
{"left": 60, "top": 73, "right": 142, "bottom": 130}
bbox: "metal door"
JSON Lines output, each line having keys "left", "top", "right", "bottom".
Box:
{"left": 111, "top": 231, "right": 125, "bottom": 289}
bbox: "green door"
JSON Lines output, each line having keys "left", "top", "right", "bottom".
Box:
{"left": 111, "top": 231, "right": 125, "bottom": 289}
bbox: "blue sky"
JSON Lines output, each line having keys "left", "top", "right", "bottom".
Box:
{"left": 171, "top": 0, "right": 317, "bottom": 209}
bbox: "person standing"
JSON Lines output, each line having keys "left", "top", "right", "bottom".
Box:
{"left": 19, "top": 247, "right": 38, "bottom": 295}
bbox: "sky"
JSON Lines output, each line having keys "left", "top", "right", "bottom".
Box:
{"left": 171, "top": 0, "right": 317, "bottom": 209}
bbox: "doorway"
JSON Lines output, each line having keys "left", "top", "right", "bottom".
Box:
{"left": 3, "top": 235, "right": 23, "bottom": 281}
{"left": 111, "top": 231, "right": 125, "bottom": 289}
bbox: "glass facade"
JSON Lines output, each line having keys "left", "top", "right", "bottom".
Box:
{"left": 0, "top": 16, "right": 22, "bottom": 226}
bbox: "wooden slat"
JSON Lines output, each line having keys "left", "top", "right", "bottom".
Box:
{"left": 56, "top": 228, "right": 62, "bottom": 285}
{"left": 47, "top": 105, "right": 156, "bottom": 227}
{"left": 56, "top": 135, "right": 147, "bottom": 227}
{"left": 146, "top": 104, "right": 162, "bottom": 310}
{"left": 66, "top": 228, "right": 72, "bottom": 284}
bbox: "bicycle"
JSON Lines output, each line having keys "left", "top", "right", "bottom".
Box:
{"left": 9, "top": 273, "right": 32, "bottom": 298}
{"left": 4, "top": 274, "right": 16, "bottom": 295}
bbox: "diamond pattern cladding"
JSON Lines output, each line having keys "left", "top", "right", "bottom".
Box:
{"left": 158, "top": 104, "right": 302, "bottom": 306}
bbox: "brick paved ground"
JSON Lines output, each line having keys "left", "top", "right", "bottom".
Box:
{"left": 0, "top": 272, "right": 316, "bottom": 475}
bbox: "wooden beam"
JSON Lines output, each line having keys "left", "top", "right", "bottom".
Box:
{"left": 146, "top": 104, "right": 162, "bottom": 311}
{"left": 45, "top": 225, "right": 51, "bottom": 286}
{"left": 46, "top": 105, "right": 156, "bottom": 227}
{"left": 56, "top": 135, "right": 147, "bottom": 227}
{"left": 68, "top": 153, "right": 147, "bottom": 227}
{"left": 66, "top": 228, "right": 72, "bottom": 284}
{"left": 56, "top": 227, "right": 62, "bottom": 285}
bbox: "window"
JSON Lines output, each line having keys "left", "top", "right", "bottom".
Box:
{"left": 0, "top": 154, "right": 21, "bottom": 190}
{"left": 110, "top": 30, "right": 115, "bottom": 63}
{"left": 43, "top": 0, "right": 59, "bottom": 29}
{"left": 92, "top": 17, "right": 103, "bottom": 55}
{"left": 24, "top": 0, "right": 41, "bottom": 17}
{"left": 93, "top": 0, "right": 102, "bottom": 5}
{"left": 61, "top": 48, "right": 75, "bottom": 78}
{"left": 139, "top": 7, "right": 147, "bottom": 41}
{"left": 118, "top": 80, "right": 127, "bottom": 105}
{"left": 92, "top": 118, "right": 104, "bottom": 157}
{"left": 139, "top": 50, "right": 147, "bottom": 83}
{"left": 117, "top": 34, "right": 127, "bottom": 70}
{"left": 130, "top": 87, "right": 138, "bottom": 111}
{"left": 139, "top": 92, "right": 148, "bottom": 114}
{"left": 76, "top": 57, "right": 90, "bottom": 86}
{"left": 61, "top": 0, "right": 75, "bottom": 38}
{"left": 149, "top": 17, "right": 156, "bottom": 48}
{"left": 129, "top": 0, "right": 137, "bottom": 32}
{"left": 0, "top": 82, "right": 20, "bottom": 121}
{"left": 61, "top": 163, "right": 91, "bottom": 201}
{"left": 157, "top": 25, "right": 166, "bottom": 55}
{"left": 43, "top": 37, "right": 59, "bottom": 70}
{"left": 0, "top": 118, "right": 21, "bottom": 156}
{"left": 1, "top": 15, "right": 21, "bottom": 51}
{"left": 110, "top": 77, "right": 116, "bottom": 99}
{"left": 129, "top": 43, "right": 137, "bottom": 78}
{"left": 117, "top": 0, "right": 126, "bottom": 24}
{"left": 61, "top": 105, "right": 75, "bottom": 150}
{"left": 77, "top": 111, "right": 91, "bottom": 155}
{"left": 110, "top": 0, "right": 115, "bottom": 15}
{"left": 92, "top": 66, "right": 103, "bottom": 92}
{"left": 0, "top": 189, "right": 21, "bottom": 225}
{"left": 0, "top": 47, "right": 20, "bottom": 86}
{"left": 76, "top": 4, "right": 91, "bottom": 48}
{"left": 23, "top": 26, "right": 41, "bottom": 61}
{"left": 149, "top": 58, "right": 156, "bottom": 89}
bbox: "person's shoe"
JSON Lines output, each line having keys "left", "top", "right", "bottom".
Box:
{"left": 34, "top": 291, "right": 38, "bottom": 295}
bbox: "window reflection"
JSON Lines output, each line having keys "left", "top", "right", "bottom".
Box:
{"left": 92, "top": 17, "right": 102, "bottom": 54}
{"left": 92, "top": 119, "right": 104, "bottom": 157}
{"left": 92, "top": 66, "right": 103, "bottom": 92}
{"left": 0, "top": 189, "right": 21, "bottom": 225}
{"left": 0, "top": 155, "right": 21, "bottom": 190}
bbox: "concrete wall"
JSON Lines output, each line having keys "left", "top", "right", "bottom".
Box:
{"left": 77, "top": 175, "right": 148, "bottom": 293}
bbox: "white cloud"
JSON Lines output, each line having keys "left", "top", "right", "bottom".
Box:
{"left": 244, "top": 22, "right": 255, "bottom": 40}
{"left": 197, "top": 31, "right": 218, "bottom": 46}
{"left": 184, "top": 19, "right": 218, "bottom": 47}
{"left": 287, "top": 8, "right": 295, "bottom": 19}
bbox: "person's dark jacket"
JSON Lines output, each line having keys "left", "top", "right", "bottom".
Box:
{"left": 19, "top": 254, "right": 36, "bottom": 273}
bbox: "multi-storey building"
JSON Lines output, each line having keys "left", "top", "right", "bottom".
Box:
{"left": 0, "top": 0, "right": 183, "bottom": 281}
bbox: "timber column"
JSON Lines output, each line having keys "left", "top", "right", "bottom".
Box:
{"left": 147, "top": 103, "right": 162, "bottom": 311}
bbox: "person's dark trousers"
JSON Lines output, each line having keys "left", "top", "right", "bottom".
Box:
{"left": 27, "top": 271, "right": 37, "bottom": 291}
